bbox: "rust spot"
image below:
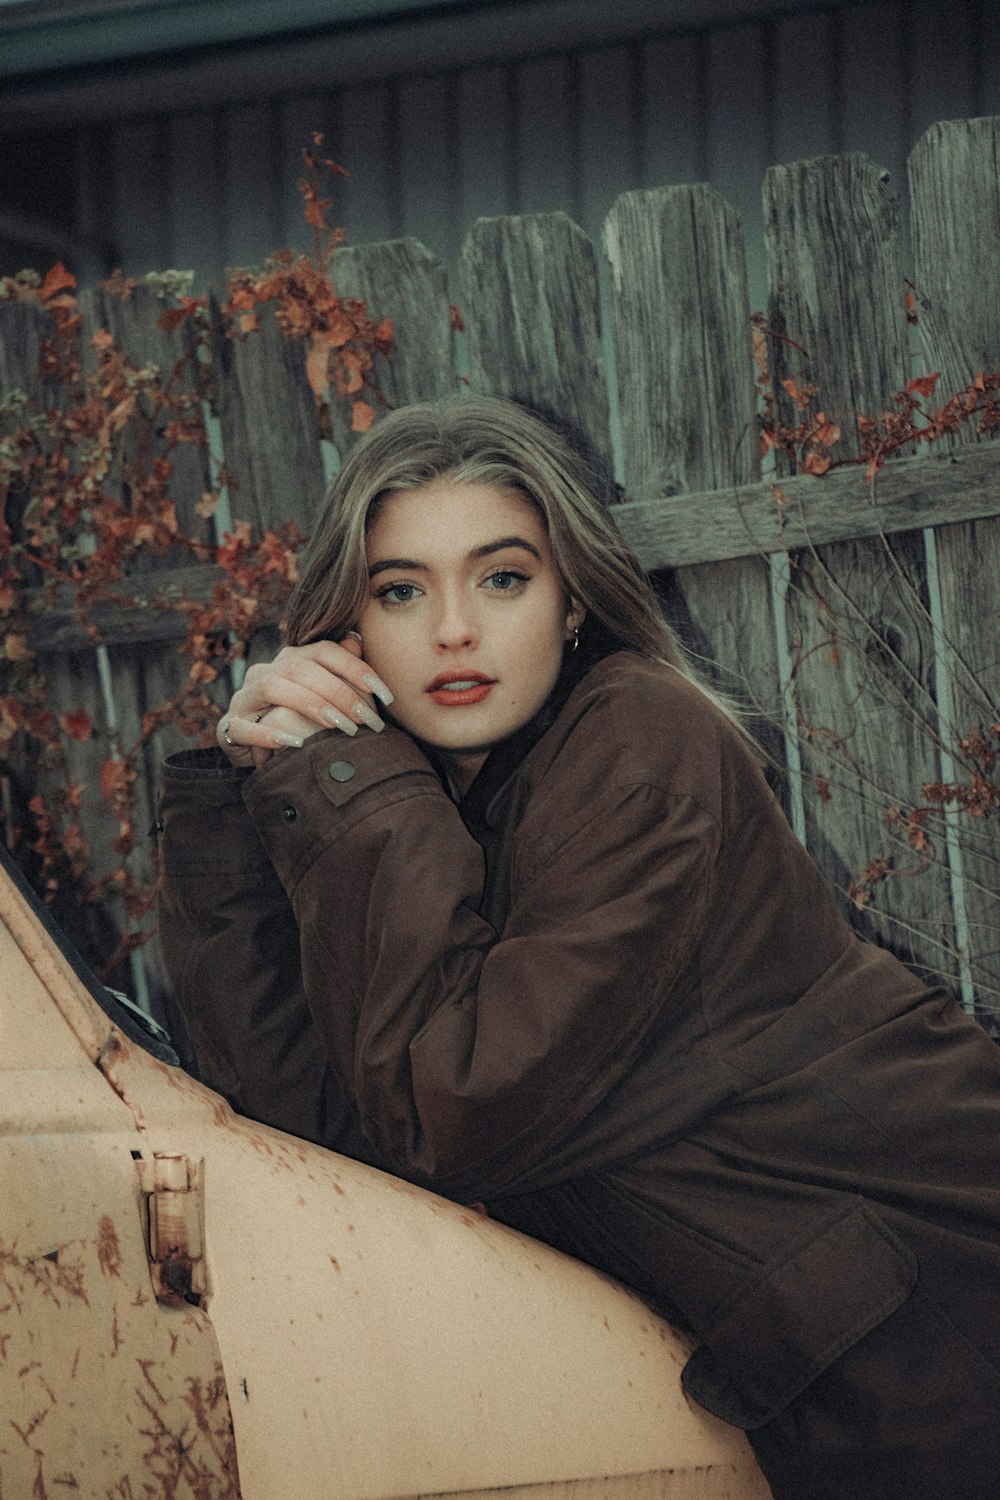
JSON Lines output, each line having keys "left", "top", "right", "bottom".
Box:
{"left": 11, "top": 1404, "right": 51, "bottom": 1444}
{"left": 96, "top": 1216, "right": 123, "bottom": 1279}
{"left": 137, "top": 1357, "right": 167, "bottom": 1404}
{"left": 328, "top": 1256, "right": 340, "bottom": 1272}
{"left": 332, "top": 1181, "right": 345, "bottom": 1197}
{"left": 111, "top": 1306, "right": 123, "bottom": 1355}
{"left": 52, "top": 1477, "right": 80, "bottom": 1489}
{"left": 159, "top": 1255, "right": 197, "bottom": 1303}
{"left": 70, "top": 1346, "right": 81, "bottom": 1379}
{"left": 603, "top": 1317, "right": 610, "bottom": 1330}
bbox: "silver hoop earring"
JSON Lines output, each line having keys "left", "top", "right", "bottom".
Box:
{"left": 571, "top": 626, "right": 580, "bottom": 652}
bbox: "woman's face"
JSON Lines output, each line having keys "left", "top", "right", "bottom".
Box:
{"left": 356, "top": 480, "right": 584, "bottom": 792}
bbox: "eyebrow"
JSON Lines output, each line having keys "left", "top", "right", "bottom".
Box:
{"left": 368, "top": 535, "right": 542, "bottom": 578}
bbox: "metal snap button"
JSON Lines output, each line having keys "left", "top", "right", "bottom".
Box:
{"left": 328, "top": 760, "right": 356, "bottom": 783}
{"left": 282, "top": 804, "right": 297, "bottom": 822}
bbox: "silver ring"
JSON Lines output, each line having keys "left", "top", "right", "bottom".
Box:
{"left": 221, "top": 719, "right": 235, "bottom": 747}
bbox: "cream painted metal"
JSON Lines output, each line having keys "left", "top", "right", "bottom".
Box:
{"left": 0, "top": 864, "right": 771, "bottom": 1499}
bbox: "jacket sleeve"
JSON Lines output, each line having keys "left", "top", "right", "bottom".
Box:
{"left": 243, "top": 723, "right": 722, "bottom": 1199}
{"left": 156, "top": 749, "right": 377, "bottom": 1161}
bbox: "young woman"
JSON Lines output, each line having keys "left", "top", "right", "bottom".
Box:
{"left": 158, "top": 394, "right": 1000, "bottom": 1499}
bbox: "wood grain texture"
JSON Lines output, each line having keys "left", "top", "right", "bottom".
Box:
{"left": 909, "top": 116, "right": 1000, "bottom": 1018}
{"left": 458, "top": 212, "right": 611, "bottom": 468}
{"left": 611, "top": 441, "right": 1000, "bottom": 568}
{"left": 209, "top": 296, "right": 326, "bottom": 535}
{"left": 327, "top": 238, "right": 454, "bottom": 464}
{"left": 604, "top": 184, "right": 759, "bottom": 498}
{"left": 765, "top": 152, "right": 955, "bottom": 984}
{"left": 78, "top": 281, "right": 211, "bottom": 539}
{"left": 603, "top": 183, "right": 780, "bottom": 761}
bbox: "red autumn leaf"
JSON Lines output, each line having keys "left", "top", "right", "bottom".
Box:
{"left": 41, "top": 263, "right": 77, "bottom": 300}
{"left": 306, "top": 335, "right": 334, "bottom": 398}
{"left": 813, "top": 414, "right": 841, "bottom": 447}
{"left": 324, "top": 305, "right": 358, "bottom": 348}
{"left": 60, "top": 708, "right": 94, "bottom": 742}
{"left": 815, "top": 775, "right": 832, "bottom": 802}
{"left": 782, "top": 377, "right": 812, "bottom": 411}
{"left": 803, "top": 451, "right": 832, "bottom": 476}
{"left": 449, "top": 304, "right": 466, "bottom": 333}
{"left": 157, "top": 298, "right": 201, "bottom": 333}
{"left": 906, "top": 371, "right": 941, "bottom": 399}
{"left": 100, "top": 758, "right": 128, "bottom": 802}
{"left": 352, "top": 398, "right": 376, "bottom": 433}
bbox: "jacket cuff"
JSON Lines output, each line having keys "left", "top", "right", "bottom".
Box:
{"left": 162, "top": 746, "right": 254, "bottom": 783}
{"left": 157, "top": 749, "right": 263, "bottom": 875}
{"left": 242, "top": 726, "right": 446, "bottom": 892}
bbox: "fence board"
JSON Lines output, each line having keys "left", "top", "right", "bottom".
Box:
{"left": 0, "top": 298, "right": 60, "bottom": 415}
{"left": 458, "top": 212, "right": 611, "bottom": 468}
{"left": 327, "top": 238, "right": 455, "bottom": 464}
{"left": 909, "top": 115, "right": 1000, "bottom": 1018}
{"left": 765, "top": 152, "right": 956, "bottom": 983}
{"left": 209, "top": 300, "right": 327, "bottom": 535}
{"left": 78, "top": 280, "right": 211, "bottom": 538}
{"left": 603, "top": 186, "right": 780, "bottom": 755}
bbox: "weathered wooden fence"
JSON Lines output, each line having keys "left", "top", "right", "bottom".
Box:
{"left": 3, "top": 115, "right": 1000, "bottom": 1035}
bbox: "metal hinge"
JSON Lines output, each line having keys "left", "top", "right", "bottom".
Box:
{"left": 136, "top": 1152, "right": 208, "bottom": 1305}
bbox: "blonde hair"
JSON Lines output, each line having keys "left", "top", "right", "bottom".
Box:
{"left": 284, "top": 394, "right": 747, "bottom": 736}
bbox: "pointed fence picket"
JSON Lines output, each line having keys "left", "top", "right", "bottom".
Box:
{"left": 3, "top": 115, "right": 999, "bottom": 1031}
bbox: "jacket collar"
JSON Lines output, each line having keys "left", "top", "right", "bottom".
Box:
{"left": 451, "top": 623, "right": 624, "bottom": 840}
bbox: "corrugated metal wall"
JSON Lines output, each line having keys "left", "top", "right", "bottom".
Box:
{"left": 60, "top": 0, "right": 998, "bottom": 314}
{"left": 4, "top": 0, "right": 1000, "bottom": 314}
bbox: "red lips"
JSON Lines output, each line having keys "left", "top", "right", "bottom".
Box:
{"left": 426, "top": 670, "right": 496, "bottom": 706}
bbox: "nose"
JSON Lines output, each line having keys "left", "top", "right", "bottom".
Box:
{"left": 432, "top": 590, "right": 479, "bottom": 652}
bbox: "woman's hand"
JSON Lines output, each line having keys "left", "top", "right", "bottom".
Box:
{"left": 217, "top": 635, "right": 394, "bottom": 768}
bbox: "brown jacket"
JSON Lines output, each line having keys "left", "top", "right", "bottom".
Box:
{"left": 158, "top": 653, "right": 1000, "bottom": 1496}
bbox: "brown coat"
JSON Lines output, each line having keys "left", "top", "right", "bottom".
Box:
{"left": 158, "top": 652, "right": 1000, "bottom": 1498}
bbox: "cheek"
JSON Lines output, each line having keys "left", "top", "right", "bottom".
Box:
{"left": 355, "top": 610, "right": 417, "bottom": 693}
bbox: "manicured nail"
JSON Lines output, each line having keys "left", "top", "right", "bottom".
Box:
{"left": 272, "top": 731, "right": 304, "bottom": 749}
{"left": 353, "top": 701, "right": 384, "bottom": 732}
{"left": 362, "top": 674, "right": 394, "bottom": 706}
{"left": 323, "top": 707, "right": 358, "bottom": 735}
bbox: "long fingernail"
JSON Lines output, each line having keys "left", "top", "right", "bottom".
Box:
{"left": 323, "top": 707, "right": 358, "bottom": 735}
{"left": 353, "top": 702, "right": 384, "bottom": 732}
{"left": 272, "top": 731, "right": 304, "bottom": 749}
{"left": 362, "top": 674, "right": 394, "bottom": 706}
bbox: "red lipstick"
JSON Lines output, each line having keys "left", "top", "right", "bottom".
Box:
{"left": 426, "top": 670, "right": 496, "bottom": 706}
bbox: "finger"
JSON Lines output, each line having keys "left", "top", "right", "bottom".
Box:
{"left": 239, "top": 654, "right": 387, "bottom": 733}
{"left": 290, "top": 639, "right": 394, "bottom": 705}
{"left": 218, "top": 712, "right": 305, "bottom": 760}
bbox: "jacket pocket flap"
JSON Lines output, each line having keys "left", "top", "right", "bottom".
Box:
{"left": 681, "top": 1201, "right": 917, "bottom": 1429}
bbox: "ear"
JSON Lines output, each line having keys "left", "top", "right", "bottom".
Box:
{"left": 564, "top": 598, "right": 586, "bottom": 641}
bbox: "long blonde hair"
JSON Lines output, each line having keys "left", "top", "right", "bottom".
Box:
{"left": 284, "top": 394, "right": 746, "bottom": 734}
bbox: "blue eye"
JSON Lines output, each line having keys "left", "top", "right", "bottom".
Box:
{"left": 484, "top": 569, "right": 529, "bottom": 592}
{"left": 376, "top": 581, "right": 422, "bottom": 605}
